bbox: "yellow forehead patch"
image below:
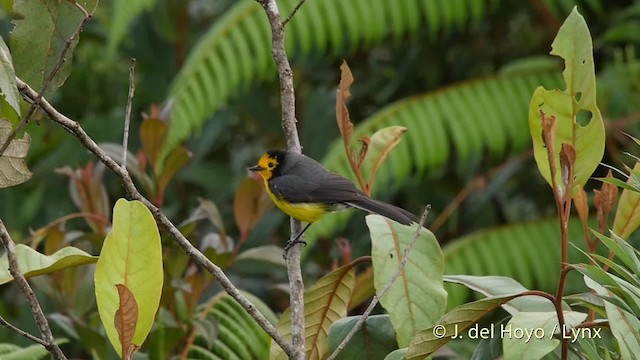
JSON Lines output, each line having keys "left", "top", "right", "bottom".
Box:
{"left": 255, "top": 153, "right": 279, "bottom": 180}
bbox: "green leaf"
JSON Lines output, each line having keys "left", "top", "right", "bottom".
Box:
{"left": 0, "top": 35, "right": 20, "bottom": 117}
{"left": 587, "top": 277, "right": 640, "bottom": 359}
{"left": 444, "top": 275, "right": 556, "bottom": 314}
{"left": 10, "top": 0, "right": 99, "bottom": 94}
{"left": 502, "top": 311, "right": 587, "bottom": 360}
{"left": 528, "top": 7, "right": 604, "bottom": 196}
{"left": 0, "top": 117, "right": 31, "bottom": 188}
{"left": 613, "top": 162, "right": 640, "bottom": 239}
{"left": 0, "top": 244, "right": 97, "bottom": 285}
{"left": 367, "top": 215, "right": 446, "bottom": 347}
{"left": 271, "top": 262, "right": 356, "bottom": 360}
{"left": 95, "top": 198, "right": 163, "bottom": 357}
{"left": 327, "top": 315, "right": 398, "bottom": 360}
{"left": 405, "top": 295, "right": 519, "bottom": 359}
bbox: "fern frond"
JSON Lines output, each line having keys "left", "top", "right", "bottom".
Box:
{"left": 304, "top": 70, "right": 563, "bottom": 241}
{"left": 167, "top": 0, "right": 498, "bottom": 146}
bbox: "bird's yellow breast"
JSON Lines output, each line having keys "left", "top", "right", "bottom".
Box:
{"left": 263, "top": 178, "right": 327, "bottom": 223}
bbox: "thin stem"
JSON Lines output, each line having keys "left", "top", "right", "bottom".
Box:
{"left": 0, "top": 315, "right": 48, "bottom": 346}
{"left": 122, "top": 59, "right": 136, "bottom": 170}
{"left": 327, "top": 206, "right": 430, "bottom": 360}
{"left": 0, "top": 219, "right": 68, "bottom": 359}
{"left": 16, "top": 77, "right": 296, "bottom": 357}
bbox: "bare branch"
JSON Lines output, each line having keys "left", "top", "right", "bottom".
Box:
{"left": 0, "top": 315, "right": 48, "bottom": 346}
{"left": 15, "top": 77, "right": 296, "bottom": 356}
{"left": 122, "top": 59, "right": 136, "bottom": 170}
{"left": 282, "top": 0, "right": 307, "bottom": 27}
{"left": 0, "top": 219, "right": 67, "bottom": 359}
{"left": 256, "top": 0, "right": 305, "bottom": 358}
{"left": 327, "top": 206, "right": 431, "bottom": 360}
{"left": 0, "top": 2, "right": 92, "bottom": 155}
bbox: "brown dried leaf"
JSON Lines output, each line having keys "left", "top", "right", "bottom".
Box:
{"left": 139, "top": 118, "right": 168, "bottom": 171}
{"left": 0, "top": 118, "right": 31, "bottom": 187}
{"left": 114, "top": 284, "right": 139, "bottom": 360}
{"left": 595, "top": 170, "right": 618, "bottom": 215}
{"left": 336, "top": 61, "right": 354, "bottom": 148}
{"left": 157, "top": 146, "right": 191, "bottom": 200}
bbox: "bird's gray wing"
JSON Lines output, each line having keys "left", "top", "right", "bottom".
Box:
{"left": 268, "top": 172, "right": 359, "bottom": 204}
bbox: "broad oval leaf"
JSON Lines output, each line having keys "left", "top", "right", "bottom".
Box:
{"left": 233, "top": 177, "right": 269, "bottom": 238}
{"left": 528, "top": 7, "right": 604, "bottom": 196}
{"left": 270, "top": 262, "right": 356, "bottom": 360}
{"left": 0, "top": 244, "right": 97, "bottom": 285}
{"left": 95, "top": 198, "right": 163, "bottom": 357}
{"left": 327, "top": 314, "right": 398, "bottom": 360}
{"left": 368, "top": 215, "right": 446, "bottom": 347}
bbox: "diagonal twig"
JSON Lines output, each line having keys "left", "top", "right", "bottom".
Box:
{"left": 256, "top": 0, "right": 306, "bottom": 358}
{"left": 0, "top": 2, "right": 93, "bottom": 155}
{"left": 282, "top": 0, "right": 307, "bottom": 26}
{"left": 0, "top": 314, "right": 48, "bottom": 346}
{"left": 0, "top": 218, "right": 68, "bottom": 359}
{"left": 15, "top": 77, "right": 296, "bottom": 357}
{"left": 327, "top": 206, "right": 431, "bottom": 360}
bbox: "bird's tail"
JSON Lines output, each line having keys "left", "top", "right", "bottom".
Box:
{"left": 345, "top": 197, "right": 417, "bottom": 225}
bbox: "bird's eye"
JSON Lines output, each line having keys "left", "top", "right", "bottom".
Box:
{"left": 268, "top": 162, "right": 275, "bottom": 168}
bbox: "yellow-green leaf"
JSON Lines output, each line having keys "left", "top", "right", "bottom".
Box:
{"left": 612, "top": 162, "right": 640, "bottom": 239}
{"left": 95, "top": 199, "right": 163, "bottom": 357}
{"left": 270, "top": 262, "right": 356, "bottom": 360}
{"left": 528, "top": 7, "right": 604, "bottom": 196}
{"left": 0, "top": 244, "right": 97, "bottom": 285}
{"left": 368, "top": 215, "right": 447, "bottom": 347}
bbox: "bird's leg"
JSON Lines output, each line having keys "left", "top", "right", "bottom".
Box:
{"left": 285, "top": 223, "right": 312, "bottom": 251}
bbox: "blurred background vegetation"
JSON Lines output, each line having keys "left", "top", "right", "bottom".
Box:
{"left": 1, "top": 0, "right": 640, "bottom": 358}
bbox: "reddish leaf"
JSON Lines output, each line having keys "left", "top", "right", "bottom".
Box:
{"left": 336, "top": 61, "right": 354, "bottom": 150}
{"left": 559, "top": 143, "right": 576, "bottom": 193}
{"left": 595, "top": 170, "right": 618, "bottom": 232}
{"left": 139, "top": 118, "right": 168, "bottom": 172}
{"left": 233, "top": 177, "right": 268, "bottom": 239}
{"left": 114, "top": 284, "right": 139, "bottom": 360}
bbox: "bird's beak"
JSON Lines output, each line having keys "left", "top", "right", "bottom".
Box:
{"left": 248, "top": 165, "right": 264, "bottom": 172}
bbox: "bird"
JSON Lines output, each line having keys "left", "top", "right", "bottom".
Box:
{"left": 248, "top": 149, "right": 417, "bottom": 249}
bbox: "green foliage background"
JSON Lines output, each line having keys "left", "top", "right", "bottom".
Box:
{"left": 1, "top": 0, "right": 640, "bottom": 358}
